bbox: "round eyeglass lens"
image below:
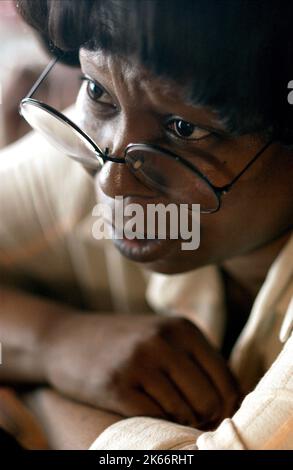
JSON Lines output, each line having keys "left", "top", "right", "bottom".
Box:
{"left": 20, "top": 100, "right": 103, "bottom": 169}
{"left": 126, "top": 146, "right": 220, "bottom": 212}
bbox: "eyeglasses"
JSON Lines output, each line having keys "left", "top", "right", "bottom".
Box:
{"left": 19, "top": 57, "right": 273, "bottom": 213}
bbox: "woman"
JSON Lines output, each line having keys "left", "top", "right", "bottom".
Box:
{"left": 0, "top": 0, "right": 292, "bottom": 449}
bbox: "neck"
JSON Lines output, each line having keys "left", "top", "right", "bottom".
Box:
{"left": 221, "top": 230, "right": 292, "bottom": 299}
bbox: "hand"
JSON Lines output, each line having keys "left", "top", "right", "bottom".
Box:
{"left": 42, "top": 314, "right": 240, "bottom": 429}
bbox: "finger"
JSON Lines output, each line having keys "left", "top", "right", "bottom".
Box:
{"left": 114, "top": 387, "right": 167, "bottom": 419}
{"left": 188, "top": 348, "right": 239, "bottom": 418}
{"left": 165, "top": 350, "right": 222, "bottom": 425}
{"left": 173, "top": 320, "right": 240, "bottom": 416}
{"left": 142, "top": 370, "right": 200, "bottom": 426}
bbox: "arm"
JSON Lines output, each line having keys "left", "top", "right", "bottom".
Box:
{"left": 197, "top": 332, "right": 293, "bottom": 450}
{"left": 0, "top": 286, "right": 72, "bottom": 383}
{"left": 0, "top": 386, "right": 120, "bottom": 450}
{"left": 23, "top": 388, "right": 120, "bottom": 450}
{"left": 90, "top": 333, "right": 293, "bottom": 450}
{"left": 0, "top": 285, "right": 240, "bottom": 429}
{"left": 0, "top": 388, "right": 48, "bottom": 449}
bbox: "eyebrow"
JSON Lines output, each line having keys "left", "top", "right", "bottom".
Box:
{"left": 80, "top": 49, "right": 109, "bottom": 72}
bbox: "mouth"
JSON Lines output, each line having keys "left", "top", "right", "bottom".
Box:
{"left": 112, "top": 236, "right": 167, "bottom": 262}
{"left": 105, "top": 221, "right": 172, "bottom": 262}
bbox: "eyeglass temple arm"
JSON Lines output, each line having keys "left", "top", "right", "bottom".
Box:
{"left": 24, "top": 57, "right": 59, "bottom": 100}
{"left": 221, "top": 139, "right": 273, "bottom": 193}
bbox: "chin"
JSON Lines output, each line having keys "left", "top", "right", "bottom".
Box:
{"left": 142, "top": 251, "right": 210, "bottom": 275}
{"left": 110, "top": 229, "right": 217, "bottom": 274}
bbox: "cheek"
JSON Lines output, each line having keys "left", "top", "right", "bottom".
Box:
{"left": 95, "top": 166, "right": 112, "bottom": 203}
{"left": 95, "top": 175, "right": 113, "bottom": 206}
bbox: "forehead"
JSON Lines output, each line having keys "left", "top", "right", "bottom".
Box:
{"left": 80, "top": 48, "right": 187, "bottom": 101}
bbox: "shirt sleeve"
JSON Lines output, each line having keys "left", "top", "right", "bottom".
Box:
{"left": 89, "top": 417, "right": 201, "bottom": 450}
{"left": 89, "top": 333, "right": 293, "bottom": 450}
{"left": 197, "top": 332, "right": 293, "bottom": 449}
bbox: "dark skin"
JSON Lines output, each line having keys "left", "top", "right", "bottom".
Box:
{"left": 221, "top": 231, "right": 291, "bottom": 356}
{"left": 77, "top": 49, "right": 292, "bottom": 272}
{"left": 78, "top": 47, "right": 292, "bottom": 349}
{"left": 0, "top": 47, "right": 292, "bottom": 447}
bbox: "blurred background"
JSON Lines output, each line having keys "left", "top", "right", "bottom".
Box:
{"left": 0, "top": 0, "right": 80, "bottom": 149}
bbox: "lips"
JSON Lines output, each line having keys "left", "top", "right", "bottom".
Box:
{"left": 112, "top": 236, "right": 168, "bottom": 262}
{"left": 105, "top": 220, "right": 172, "bottom": 262}
{"left": 95, "top": 190, "right": 185, "bottom": 262}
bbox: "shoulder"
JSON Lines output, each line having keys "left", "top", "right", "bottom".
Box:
{"left": 0, "top": 127, "right": 95, "bottom": 269}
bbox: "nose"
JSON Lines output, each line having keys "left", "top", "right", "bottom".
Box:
{"left": 97, "top": 114, "right": 160, "bottom": 199}
{"left": 109, "top": 112, "right": 159, "bottom": 156}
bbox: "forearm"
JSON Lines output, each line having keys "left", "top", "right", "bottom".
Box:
{"left": 23, "top": 388, "right": 121, "bottom": 450}
{"left": 0, "top": 387, "right": 48, "bottom": 449}
{"left": 0, "top": 286, "right": 72, "bottom": 383}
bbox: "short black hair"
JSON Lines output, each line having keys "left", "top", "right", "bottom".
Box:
{"left": 17, "top": 0, "right": 293, "bottom": 145}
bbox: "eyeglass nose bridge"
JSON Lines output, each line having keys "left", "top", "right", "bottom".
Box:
{"left": 98, "top": 146, "right": 127, "bottom": 165}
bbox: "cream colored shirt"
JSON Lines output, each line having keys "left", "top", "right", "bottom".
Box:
{"left": 0, "top": 129, "right": 292, "bottom": 450}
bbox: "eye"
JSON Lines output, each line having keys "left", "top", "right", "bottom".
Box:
{"left": 81, "top": 76, "right": 116, "bottom": 108}
{"left": 166, "top": 118, "right": 211, "bottom": 141}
